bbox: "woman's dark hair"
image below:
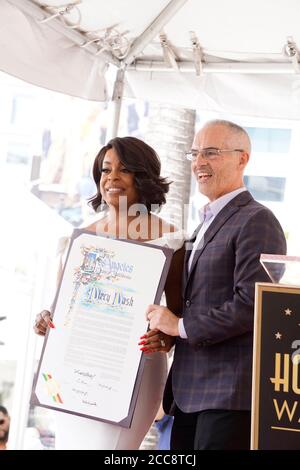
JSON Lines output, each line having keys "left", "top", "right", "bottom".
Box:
{"left": 89, "top": 136, "right": 170, "bottom": 213}
{"left": 0, "top": 406, "right": 8, "bottom": 416}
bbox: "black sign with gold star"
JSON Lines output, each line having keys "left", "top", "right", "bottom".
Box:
{"left": 252, "top": 283, "right": 300, "bottom": 449}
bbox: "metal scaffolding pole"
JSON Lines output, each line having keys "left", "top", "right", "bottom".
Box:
{"left": 123, "top": 0, "right": 189, "bottom": 66}
{"left": 106, "top": 68, "right": 126, "bottom": 140}
{"left": 128, "top": 60, "right": 297, "bottom": 74}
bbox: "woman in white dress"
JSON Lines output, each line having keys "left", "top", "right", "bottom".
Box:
{"left": 34, "top": 136, "right": 184, "bottom": 449}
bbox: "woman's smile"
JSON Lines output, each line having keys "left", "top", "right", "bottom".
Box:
{"left": 100, "top": 148, "right": 139, "bottom": 209}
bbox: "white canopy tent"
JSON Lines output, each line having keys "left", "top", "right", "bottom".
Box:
{"left": 1, "top": 0, "right": 300, "bottom": 126}
{"left": 2, "top": 0, "right": 300, "bottom": 450}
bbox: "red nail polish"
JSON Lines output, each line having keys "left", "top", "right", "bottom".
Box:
{"left": 48, "top": 320, "right": 55, "bottom": 329}
{"left": 138, "top": 341, "right": 146, "bottom": 345}
{"left": 140, "top": 335, "right": 147, "bottom": 339}
{"left": 140, "top": 347, "right": 148, "bottom": 351}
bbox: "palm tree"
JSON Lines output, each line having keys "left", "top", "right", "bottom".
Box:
{"left": 145, "top": 104, "right": 195, "bottom": 230}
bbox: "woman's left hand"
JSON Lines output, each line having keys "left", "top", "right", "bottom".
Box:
{"left": 139, "top": 329, "right": 175, "bottom": 354}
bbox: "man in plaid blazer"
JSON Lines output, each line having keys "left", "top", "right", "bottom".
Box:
{"left": 147, "top": 120, "right": 286, "bottom": 450}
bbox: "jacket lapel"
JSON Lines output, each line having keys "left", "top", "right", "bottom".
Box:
{"left": 184, "top": 191, "right": 253, "bottom": 292}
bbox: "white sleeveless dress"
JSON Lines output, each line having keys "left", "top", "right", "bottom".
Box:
{"left": 54, "top": 231, "right": 184, "bottom": 450}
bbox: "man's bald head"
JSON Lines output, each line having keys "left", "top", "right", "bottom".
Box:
{"left": 197, "top": 120, "right": 251, "bottom": 155}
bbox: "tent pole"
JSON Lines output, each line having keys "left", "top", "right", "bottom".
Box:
{"left": 107, "top": 68, "right": 125, "bottom": 139}
{"left": 128, "top": 60, "right": 296, "bottom": 74}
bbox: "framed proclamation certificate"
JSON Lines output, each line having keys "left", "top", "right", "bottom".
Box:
{"left": 31, "top": 229, "right": 173, "bottom": 427}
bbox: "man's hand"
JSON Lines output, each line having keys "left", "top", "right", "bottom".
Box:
{"left": 146, "top": 305, "right": 179, "bottom": 336}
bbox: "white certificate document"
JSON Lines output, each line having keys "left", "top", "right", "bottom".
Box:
{"left": 32, "top": 230, "right": 172, "bottom": 427}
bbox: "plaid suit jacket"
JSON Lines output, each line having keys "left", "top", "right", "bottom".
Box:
{"left": 163, "top": 191, "right": 286, "bottom": 413}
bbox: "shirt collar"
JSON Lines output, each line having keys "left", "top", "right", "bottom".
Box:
{"left": 199, "top": 187, "right": 247, "bottom": 221}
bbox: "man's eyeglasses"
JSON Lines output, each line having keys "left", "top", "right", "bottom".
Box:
{"left": 185, "top": 147, "right": 244, "bottom": 161}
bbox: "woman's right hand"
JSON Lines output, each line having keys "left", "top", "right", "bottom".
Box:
{"left": 139, "top": 329, "right": 175, "bottom": 353}
{"left": 33, "top": 310, "right": 52, "bottom": 336}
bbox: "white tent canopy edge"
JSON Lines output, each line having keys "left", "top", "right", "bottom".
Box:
{"left": 2, "top": 0, "right": 300, "bottom": 122}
